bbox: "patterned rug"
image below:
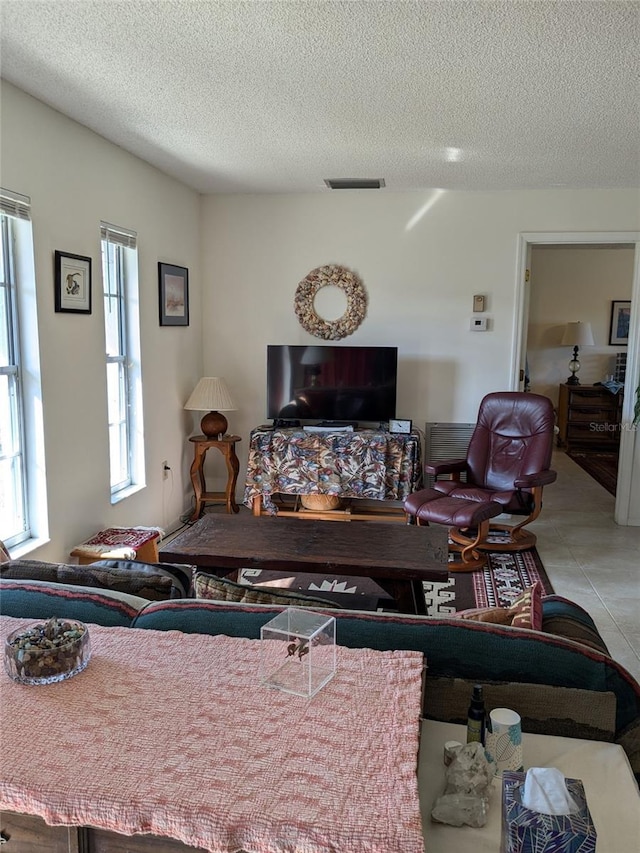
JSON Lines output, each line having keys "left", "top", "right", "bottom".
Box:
{"left": 567, "top": 451, "right": 618, "bottom": 496}
{"left": 422, "top": 548, "right": 554, "bottom": 616}
{"left": 238, "top": 547, "right": 554, "bottom": 615}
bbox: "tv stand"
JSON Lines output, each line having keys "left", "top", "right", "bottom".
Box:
{"left": 244, "top": 426, "right": 422, "bottom": 521}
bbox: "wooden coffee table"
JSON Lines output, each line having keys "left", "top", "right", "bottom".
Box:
{"left": 159, "top": 514, "right": 449, "bottom": 614}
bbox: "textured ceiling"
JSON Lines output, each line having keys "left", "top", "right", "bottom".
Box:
{"left": 1, "top": 0, "right": 639, "bottom": 194}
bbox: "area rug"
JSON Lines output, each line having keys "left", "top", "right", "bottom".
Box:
{"left": 422, "top": 548, "right": 554, "bottom": 616}
{"left": 567, "top": 451, "right": 618, "bottom": 496}
{"left": 237, "top": 547, "right": 554, "bottom": 616}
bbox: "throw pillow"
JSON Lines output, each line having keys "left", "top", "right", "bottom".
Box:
{"left": 92, "top": 559, "right": 192, "bottom": 599}
{"left": 457, "top": 581, "right": 543, "bottom": 631}
{"left": 0, "top": 559, "right": 173, "bottom": 601}
{"left": 193, "top": 571, "right": 341, "bottom": 608}
{"left": 0, "top": 540, "right": 10, "bottom": 563}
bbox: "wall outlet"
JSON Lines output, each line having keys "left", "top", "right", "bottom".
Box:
{"left": 162, "top": 460, "right": 169, "bottom": 480}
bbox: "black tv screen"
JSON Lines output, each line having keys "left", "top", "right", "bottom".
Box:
{"left": 267, "top": 345, "right": 397, "bottom": 423}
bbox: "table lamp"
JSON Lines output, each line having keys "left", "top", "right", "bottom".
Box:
{"left": 184, "top": 377, "right": 237, "bottom": 438}
{"left": 561, "top": 321, "right": 595, "bottom": 385}
{"left": 300, "top": 345, "right": 331, "bottom": 386}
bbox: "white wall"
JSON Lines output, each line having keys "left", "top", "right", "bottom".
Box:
{"left": 528, "top": 246, "right": 634, "bottom": 404}
{"left": 201, "top": 190, "right": 640, "bottom": 497}
{"left": 3, "top": 79, "right": 640, "bottom": 552}
{"left": 1, "top": 82, "right": 202, "bottom": 560}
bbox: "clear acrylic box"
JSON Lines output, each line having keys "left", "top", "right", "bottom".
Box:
{"left": 260, "top": 607, "right": 336, "bottom": 697}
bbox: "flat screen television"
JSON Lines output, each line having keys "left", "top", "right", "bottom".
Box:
{"left": 267, "top": 345, "right": 397, "bottom": 423}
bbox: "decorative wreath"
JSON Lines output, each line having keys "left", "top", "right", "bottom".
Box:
{"left": 294, "top": 264, "right": 367, "bottom": 340}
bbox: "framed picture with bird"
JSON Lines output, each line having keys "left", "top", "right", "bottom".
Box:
{"left": 54, "top": 250, "right": 92, "bottom": 314}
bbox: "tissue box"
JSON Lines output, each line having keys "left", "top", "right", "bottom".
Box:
{"left": 501, "top": 771, "right": 596, "bottom": 853}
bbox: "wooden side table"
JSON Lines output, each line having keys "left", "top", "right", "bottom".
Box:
{"left": 189, "top": 435, "right": 241, "bottom": 521}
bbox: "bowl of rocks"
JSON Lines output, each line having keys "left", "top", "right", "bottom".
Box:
{"left": 4, "top": 617, "right": 91, "bottom": 685}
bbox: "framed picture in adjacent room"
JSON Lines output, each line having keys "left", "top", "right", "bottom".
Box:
{"left": 54, "top": 250, "right": 92, "bottom": 314}
{"left": 158, "top": 262, "right": 189, "bottom": 326}
{"left": 609, "top": 300, "right": 631, "bottom": 345}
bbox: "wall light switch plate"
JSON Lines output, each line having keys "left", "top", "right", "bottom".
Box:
{"left": 470, "top": 317, "right": 488, "bottom": 331}
{"left": 389, "top": 418, "right": 412, "bottom": 434}
{"left": 473, "top": 294, "right": 486, "bottom": 312}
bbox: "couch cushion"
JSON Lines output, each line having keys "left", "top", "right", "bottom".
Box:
{"left": 193, "top": 570, "right": 341, "bottom": 608}
{"left": 423, "top": 676, "right": 617, "bottom": 743}
{"left": 0, "top": 578, "right": 147, "bottom": 626}
{"left": 541, "top": 595, "right": 610, "bottom": 655}
{"left": 132, "top": 598, "right": 284, "bottom": 636}
{"left": 456, "top": 581, "right": 543, "bottom": 630}
{"left": 0, "top": 559, "right": 173, "bottom": 601}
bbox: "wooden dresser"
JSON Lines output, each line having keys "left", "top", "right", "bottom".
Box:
{"left": 557, "top": 383, "right": 623, "bottom": 452}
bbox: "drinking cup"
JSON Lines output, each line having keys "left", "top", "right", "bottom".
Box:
{"left": 485, "top": 707, "right": 523, "bottom": 775}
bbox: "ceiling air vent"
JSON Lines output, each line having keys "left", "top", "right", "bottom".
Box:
{"left": 324, "top": 178, "right": 386, "bottom": 189}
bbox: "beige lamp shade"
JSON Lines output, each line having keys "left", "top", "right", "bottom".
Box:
{"left": 184, "top": 377, "right": 237, "bottom": 438}
{"left": 560, "top": 322, "right": 594, "bottom": 386}
{"left": 300, "top": 345, "right": 331, "bottom": 365}
{"left": 561, "top": 321, "right": 595, "bottom": 347}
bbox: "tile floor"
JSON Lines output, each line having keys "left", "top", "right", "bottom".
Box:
{"left": 530, "top": 449, "right": 640, "bottom": 682}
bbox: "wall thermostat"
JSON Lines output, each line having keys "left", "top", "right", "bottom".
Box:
{"left": 389, "top": 418, "right": 412, "bottom": 434}
{"left": 470, "top": 317, "right": 488, "bottom": 331}
{"left": 473, "top": 294, "right": 486, "bottom": 312}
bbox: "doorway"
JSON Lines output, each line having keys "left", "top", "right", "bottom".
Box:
{"left": 511, "top": 231, "right": 640, "bottom": 526}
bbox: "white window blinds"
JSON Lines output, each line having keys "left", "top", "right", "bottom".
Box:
{"left": 0, "top": 188, "right": 31, "bottom": 221}
{"left": 100, "top": 221, "right": 137, "bottom": 249}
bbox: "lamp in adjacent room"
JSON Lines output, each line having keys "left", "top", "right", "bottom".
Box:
{"left": 561, "top": 322, "right": 595, "bottom": 386}
{"left": 184, "top": 377, "right": 237, "bottom": 438}
{"left": 300, "top": 345, "right": 330, "bottom": 386}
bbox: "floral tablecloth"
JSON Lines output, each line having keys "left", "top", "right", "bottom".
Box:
{"left": 244, "top": 427, "right": 422, "bottom": 513}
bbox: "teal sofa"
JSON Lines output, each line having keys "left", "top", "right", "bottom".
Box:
{"left": 1, "top": 576, "right": 639, "bottom": 779}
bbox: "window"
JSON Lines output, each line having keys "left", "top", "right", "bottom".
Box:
{"left": 0, "top": 210, "right": 26, "bottom": 543}
{"left": 0, "top": 189, "right": 45, "bottom": 549}
{"left": 100, "top": 223, "right": 144, "bottom": 500}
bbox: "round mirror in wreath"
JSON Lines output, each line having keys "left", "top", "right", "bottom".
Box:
{"left": 294, "top": 264, "right": 367, "bottom": 340}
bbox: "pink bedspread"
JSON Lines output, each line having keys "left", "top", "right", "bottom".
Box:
{"left": 0, "top": 615, "right": 425, "bottom": 853}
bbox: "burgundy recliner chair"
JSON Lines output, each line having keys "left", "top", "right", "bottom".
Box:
{"left": 405, "top": 392, "right": 557, "bottom": 571}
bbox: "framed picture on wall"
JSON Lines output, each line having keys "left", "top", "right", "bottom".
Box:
{"left": 158, "top": 262, "right": 189, "bottom": 326}
{"left": 54, "top": 250, "right": 92, "bottom": 314}
{"left": 609, "top": 300, "right": 631, "bottom": 345}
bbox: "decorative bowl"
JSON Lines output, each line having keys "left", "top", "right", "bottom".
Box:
{"left": 300, "top": 494, "right": 341, "bottom": 511}
{"left": 4, "top": 618, "right": 91, "bottom": 685}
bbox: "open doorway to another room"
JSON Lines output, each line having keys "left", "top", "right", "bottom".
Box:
{"left": 512, "top": 231, "right": 640, "bottom": 527}
{"left": 527, "top": 244, "right": 634, "bottom": 496}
